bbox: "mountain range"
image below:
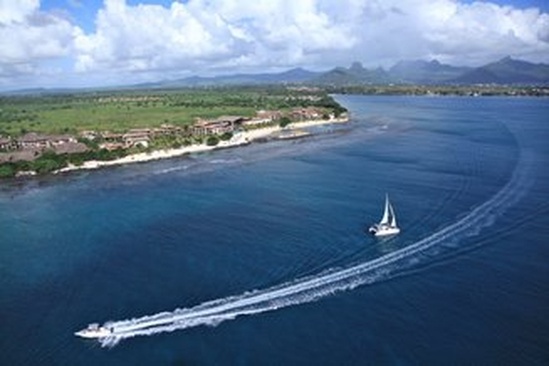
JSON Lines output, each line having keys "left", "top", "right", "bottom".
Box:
{"left": 3, "top": 57, "right": 549, "bottom": 94}
{"left": 143, "top": 57, "right": 549, "bottom": 88}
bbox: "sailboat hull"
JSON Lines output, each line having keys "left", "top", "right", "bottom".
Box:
{"left": 369, "top": 225, "right": 400, "bottom": 237}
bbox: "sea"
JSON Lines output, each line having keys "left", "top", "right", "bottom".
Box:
{"left": 0, "top": 95, "right": 548, "bottom": 365}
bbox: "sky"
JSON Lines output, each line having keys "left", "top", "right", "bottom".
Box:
{"left": 1, "top": 0, "right": 548, "bottom": 90}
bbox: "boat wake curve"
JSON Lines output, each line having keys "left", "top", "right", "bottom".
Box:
{"left": 94, "top": 152, "right": 532, "bottom": 348}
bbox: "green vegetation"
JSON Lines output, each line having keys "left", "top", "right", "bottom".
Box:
{"left": 149, "top": 134, "right": 190, "bottom": 150}
{"left": 0, "top": 164, "right": 15, "bottom": 178}
{"left": 220, "top": 132, "right": 233, "bottom": 141}
{"left": 0, "top": 86, "right": 344, "bottom": 136}
{"left": 206, "top": 136, "right": 220, "bottom": 146}
{"left": 0, "top": 148, "right": 130, "bottom": 178}
{"left": 279, "top": 116, "right": 291, "bottom": 128}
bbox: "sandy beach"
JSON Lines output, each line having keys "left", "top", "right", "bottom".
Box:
{"left": 56, "top": 117, "right": 348, "bottom": 174}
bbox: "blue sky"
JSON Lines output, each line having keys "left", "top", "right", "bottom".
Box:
{"left": 1, "top": 0, "right": 548, "bottom": 90}
{"left": 40, "top": 0, "right": 180, "bottom": 32}
{"left": 467, "top": 0, "right": 549, "bottom": 10}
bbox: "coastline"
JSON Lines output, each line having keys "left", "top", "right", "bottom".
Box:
{"left": 56, "top": 117, "right": 348, "bottom": 174}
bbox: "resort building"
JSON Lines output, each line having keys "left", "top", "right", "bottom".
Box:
{"left": 289, "top": 107, "right": 324, "bottom": 121}
{"left": 99, "top": 142, "right": 125, "bottom": 151}
{"left": 153, "top": 124, "right": 183, "bottom": 136}
{"left": 0, "top": 136, "right": 15, "bottom": 151}
{"left": 16, "top": 133, "right": 77, "bottom": 150}
{"left": 122, "top": 130, "right": 150, "bottom": 148}
{"left": 101, "top": 132, "right": 124, "bottom": 142}
{"left": 191, "top": 116, "right": 246, "bottom": 136}
{"left": 80, "top": 130, "right": 100, "bottom": 140}
{"left": 242, "top": 110, "right": 282, "bottom": 127}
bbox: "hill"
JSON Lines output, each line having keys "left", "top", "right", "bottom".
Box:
{"left": 313, "top": 62, "right": 391, "bottom": 85}
{"left": 140, "top": 68, "right": 320, "bottom": 88}
{"left": 389, "top": 60, "right": 470, "bottom": 84}
{"left": 3, "top": 57, "right": 548, "bottom": 95}
{"left": 453, "top": 57, "right": 549, "bottom": 84}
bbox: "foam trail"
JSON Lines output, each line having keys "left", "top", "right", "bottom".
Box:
{"left": 94, "top": 152, "right": 532, "bottom": 348}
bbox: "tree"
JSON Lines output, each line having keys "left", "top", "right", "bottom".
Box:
{"left": 279, "top": 116, "right": 291, "bottom": 128}
{"left": 206, "top": 135, "right": 219, "bottom": 146}
{"left": 220, "top": 132, "right": 233, "bottom": 141}
{"left": 31, "top": 157, "right": 64, "bottom": 174}
{"left": 0, "top": 164, "right": 15, "bottom": 178}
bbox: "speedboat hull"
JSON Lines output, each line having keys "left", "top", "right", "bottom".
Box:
{"left": 75, "top": 325, "right": 112, "bottom": 339}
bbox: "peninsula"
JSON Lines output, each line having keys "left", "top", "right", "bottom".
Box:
{"left": 0, "top": 87, "right": 348, "bottom": 178}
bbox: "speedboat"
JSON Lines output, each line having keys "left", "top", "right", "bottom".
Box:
{"left": 74, "top": 323, "right": 113, "bottom": 339}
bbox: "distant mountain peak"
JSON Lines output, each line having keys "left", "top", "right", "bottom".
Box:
{"left": 453, "top": 56, "right": 549, "bottom": 84}
{"left": 349, "top": 61, "right": 365, "bottom": 72}
{"left": 388, "top": 58, "right": 470, "bottom": 83}
{"left": 493, "top": 56, "right": 522, "bottom": 66}
{"left": 286, "top": 67, "right": 306, "bottom": 72}
{"left": 491, "top": 56, "right": 537, "bottom": 69}
{"left": 390, "top": 59, "right": 443, "bottom": 71}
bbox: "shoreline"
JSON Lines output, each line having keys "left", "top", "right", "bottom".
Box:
{"left": 55, "top": 117, "right": 348, "bottom": 174}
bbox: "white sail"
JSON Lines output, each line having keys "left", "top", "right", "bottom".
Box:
{"left": 389, "top": 201, "right": 397, "bottom": 227}
{"left": 380, "top": 194, "right": 390, "bottom": 225}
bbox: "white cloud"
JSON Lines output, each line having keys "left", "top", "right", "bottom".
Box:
{"left": 419, "top": 1, "right": 549, "bottom": 65}
{"left": 1, "top": 0, "right": 549, "bottom": 89}
{"left": 339, "top": 0, "right": 549, "bottom": 66}
{"left": 0, "top": 0, "right": 39, "bottom": 23}
{"left": 75, "top": 0, "right": 236, "bottom": 72}
{"left": 67, "top": 0, "right": 549, "bottom": 75}
{"left": 74, "top": 0, "right": 356, "bottom": 74}
{"left": 0, "top": 0, "right": 81, "bottom": 84}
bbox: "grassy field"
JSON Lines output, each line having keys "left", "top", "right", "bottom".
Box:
{"left": 0, "top": 87, "right": 330, "bottom": 136}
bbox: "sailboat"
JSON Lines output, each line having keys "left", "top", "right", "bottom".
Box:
{"left": 368, "top": 194, "right": 400, "bottom": 237}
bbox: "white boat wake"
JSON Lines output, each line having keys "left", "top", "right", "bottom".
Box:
{"left": 89, "top": 152, "right": 532, "bottom": 348}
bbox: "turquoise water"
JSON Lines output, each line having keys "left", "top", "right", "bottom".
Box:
{"left": 1, "top": 96, "right": 548, "bottom": 365}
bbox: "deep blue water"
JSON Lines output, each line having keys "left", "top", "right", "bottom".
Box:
{"left": 1, "top": 96, "right": 548, "bottom": 365}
